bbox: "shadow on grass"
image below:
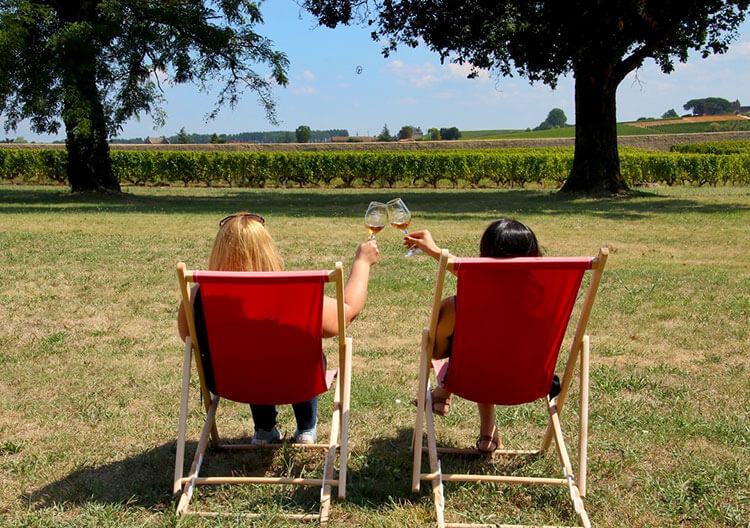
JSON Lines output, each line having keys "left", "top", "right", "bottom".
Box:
{"left": 24, "top": 427, "right": 578, "bottom": 524}
{"left": 24, "top": 439, "right": 290, "bottom": 512}
{"left": 24, "top": 441, "right": 179, "bottom": 511}
{"left": 345, "top": 426, "right": 578, "bottom": 525}
{"left": 0, "top": 186, "right": 746, "bottom": 220}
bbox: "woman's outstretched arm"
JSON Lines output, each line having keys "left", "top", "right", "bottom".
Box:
{"left": 322, "top": 239, "right": 379, "bottom": 337}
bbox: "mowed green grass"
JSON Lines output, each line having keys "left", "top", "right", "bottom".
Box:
{"left": 0, "top": 185, "right": 748, "bottom": 527}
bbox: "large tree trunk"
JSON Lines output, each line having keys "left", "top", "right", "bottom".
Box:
{"left": 560, "top": 63, "right": 628, "bottom": 195}
{"left": 58, "top": 2, "right": 120, "bottom": 193}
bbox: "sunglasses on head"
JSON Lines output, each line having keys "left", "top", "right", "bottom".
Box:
{"left": 219, "top": 213, "right": 265, "bottom": 227}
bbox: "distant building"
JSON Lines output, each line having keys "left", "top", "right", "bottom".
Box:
{"left": 331, "top": 136, "right": 377, "bottom": 142}
{"left": 146, "top": 136, "right": 170, "bottom": 144}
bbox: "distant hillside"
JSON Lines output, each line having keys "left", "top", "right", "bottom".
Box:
{"left": 459, "top": 129, "right": 525, "bottom": 139}
{"left": 464, "top": 115, "right": 750, "bottom": 139}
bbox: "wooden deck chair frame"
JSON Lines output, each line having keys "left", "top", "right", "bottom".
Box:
{"left": 412, "top": 248, "right": 608, "bottom": 528}
{"left": 173, "top": 262, "right": 353, "bottom": 525}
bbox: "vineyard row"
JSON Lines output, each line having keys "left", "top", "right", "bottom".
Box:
{"left": 1, "top": 149, "right": 748, "bottom": 187}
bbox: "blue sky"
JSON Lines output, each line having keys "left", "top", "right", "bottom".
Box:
{"left": 11, "top": 3, "right": 750, "bottom": 141}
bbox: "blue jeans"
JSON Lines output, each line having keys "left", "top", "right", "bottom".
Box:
{"left": 250, "top": 396, "right": 318, "bottom": 432}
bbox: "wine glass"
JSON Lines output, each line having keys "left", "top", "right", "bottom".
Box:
{"left": 386, "top": 198, "right": 421, "bottom": 257}
{"left": 364, "top": 201, "right": 387, "bottom": 239}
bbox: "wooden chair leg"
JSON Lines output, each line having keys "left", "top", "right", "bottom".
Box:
{"left": 174, "top": 338, "right": 193, "bottom": 495}
{"left": 320, "top": 372, "right": 342, "bottom": 525}
{"left": 547, "top": 396, "right": 590, "bottom": 528}
{"left": 176, "top": 395, "right": 219, "bottom": 514}
{"left": 337, "top": 337, "right": 353, "bottom": 500}
{"left": 412, "top": 329, "right": 430, "bottom": 493}
{"left": 425, "top": 386, "right": 445, "bottom": 528}
{"left": 578, "top": 335, "right": 590, "bottom": 498}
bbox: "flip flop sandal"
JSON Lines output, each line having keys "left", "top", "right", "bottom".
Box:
{"left": 475, "top": 431, "right": 501, "bottom": 454}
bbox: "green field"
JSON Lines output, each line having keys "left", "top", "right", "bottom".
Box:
{"left": 464, "top": 120, "right": 750, "bottom": 139}
{"left": 458, "top": 130, "right": 526, "bottom": 139}
{"left": 1, "top": 185, "right": 748, "bottom": 527}
{"left": 466, "top": 124, "right": 655, "bottom": 140}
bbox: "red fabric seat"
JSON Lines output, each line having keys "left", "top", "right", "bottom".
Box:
{"left": 175, "top": 262, "right": 354, "bottom": 519}
{"left": 443, "top": 257, "right": 591, "bottom": 405}
{"left": 194, "top": 270, "right": 333, "bottom": 405}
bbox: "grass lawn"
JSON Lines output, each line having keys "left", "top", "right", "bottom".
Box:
{"left": 0, "top": 185, "right": 748, "bottom": 527}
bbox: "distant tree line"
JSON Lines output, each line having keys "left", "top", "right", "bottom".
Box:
{"left": 110, "top": 128, "right": 349, "bottom": 144}
{"left": 683, "top": 97, "right": 740, "bottom": 116}
{"left": 378, "top": 124, "right": 461, "bottom": 141}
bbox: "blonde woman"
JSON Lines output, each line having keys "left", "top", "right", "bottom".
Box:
{"left": 178, "top": 212, "right": 379, "bottom": 444}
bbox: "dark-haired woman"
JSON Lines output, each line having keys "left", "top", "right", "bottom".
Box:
{"left": 404, "top": 219, "right": 542, "bottom": 453}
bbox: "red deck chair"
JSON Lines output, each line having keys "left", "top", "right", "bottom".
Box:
{"left": 412, "top": 249, "right": 608, "bottom": 528}
{"left": 174, "top": 262, "right": 353, "bottom": 525}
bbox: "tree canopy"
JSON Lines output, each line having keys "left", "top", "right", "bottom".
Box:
{"left": 683, "top": 97, "right": 736, "bottom": 116}
{"left": 0, "top": 1, "right": 289, "bottom": 192}
{"left": 378, "top": 123, "right": 392, "bottom": 141}
{"left": 398, "top": 125, "right": 414, "bottom": 139}
{"left": 439, "top": 127, "right": 461, "bottom": 140}
{"left": 305, "top": 0, "right": 749, "bottom": 194}
{"left": 534, "top": 108, "right": 567, "bottom": 130}
{"left": 296, "top": 125, "right": 312, "bottom": 143}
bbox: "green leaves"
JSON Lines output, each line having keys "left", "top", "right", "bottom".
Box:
{"left": 0, "top": 1, "right": 289, "bottom": 134}
{"left": 3, "top": 147, "right": 749, "bottom": 188}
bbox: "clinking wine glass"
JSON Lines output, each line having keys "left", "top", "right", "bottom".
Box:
{"left": 364, "top": 201, "right": 387, "bottom": 239}
{"left": 386, "top": 198, "right": 421, "bottom": 257}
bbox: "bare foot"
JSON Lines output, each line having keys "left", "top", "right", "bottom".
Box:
{"left": 430, "top": 386, "right": 452, "bottom": 415}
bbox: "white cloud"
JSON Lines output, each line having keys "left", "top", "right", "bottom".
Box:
{"left": 399, "top": 97, "right": 419, "bottom": 105}
{"left": 444, "top": 62, "right": 490, "bottom": 82}
{"left": 385, "top": 60, "right": 440, "bottom": 88}
{"left": 300, "top": 70, "right": 315, "bottom": 81}
{"left": 700, "top": 40, "right": 750, "bottom": 63}
{"left": 291, "top": 86, "right": 319, "bottom": 95}
{"left": 730, "top": 41, "right": 750, "bottom": 56}
{"left": 384, "top": 58, "right": 494, "bottom": 91}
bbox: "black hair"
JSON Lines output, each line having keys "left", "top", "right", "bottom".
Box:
{"left": 479, "top": 218, "right": 542, "bottom": 258}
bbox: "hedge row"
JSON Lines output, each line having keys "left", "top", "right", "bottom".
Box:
{"left": 1, "top": 148, "right": 748, "bottom": 187}
{"left": 670, "top": 140, "right": 750, "bottom": 154}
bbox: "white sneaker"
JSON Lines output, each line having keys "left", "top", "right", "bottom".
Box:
{"left": 251, "top": 427, "right": 282, "bottom": 445}
{"left": 293, "top": 428, "right": 317, "bottom": 444}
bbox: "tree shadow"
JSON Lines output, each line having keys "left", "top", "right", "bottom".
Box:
{"left": 0, "top": 187, "right": 746, "bottom": 221}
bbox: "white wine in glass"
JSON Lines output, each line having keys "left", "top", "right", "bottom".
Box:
{"left": 386, "top": 198, "right": 421, "bottom": 257}
{"left": 364, "top": 201, "right": 387, "bottom": 240}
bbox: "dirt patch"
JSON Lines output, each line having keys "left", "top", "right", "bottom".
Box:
{"left": 630, "top": 114, "right": 745, "bottom": 128}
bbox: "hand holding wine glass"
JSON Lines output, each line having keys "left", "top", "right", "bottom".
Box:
{"left": 364, "top": 201, "right": 387, "bottom": 240}
{"left": 403, "top": 229, "right": 441, "bottom": 259}
{"left": 386, "top": 198, "right": 421, "bottom": 257}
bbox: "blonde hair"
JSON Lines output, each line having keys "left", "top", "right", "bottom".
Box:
{"left": 208, "top": 213, "right": 284, "bottom": 272}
